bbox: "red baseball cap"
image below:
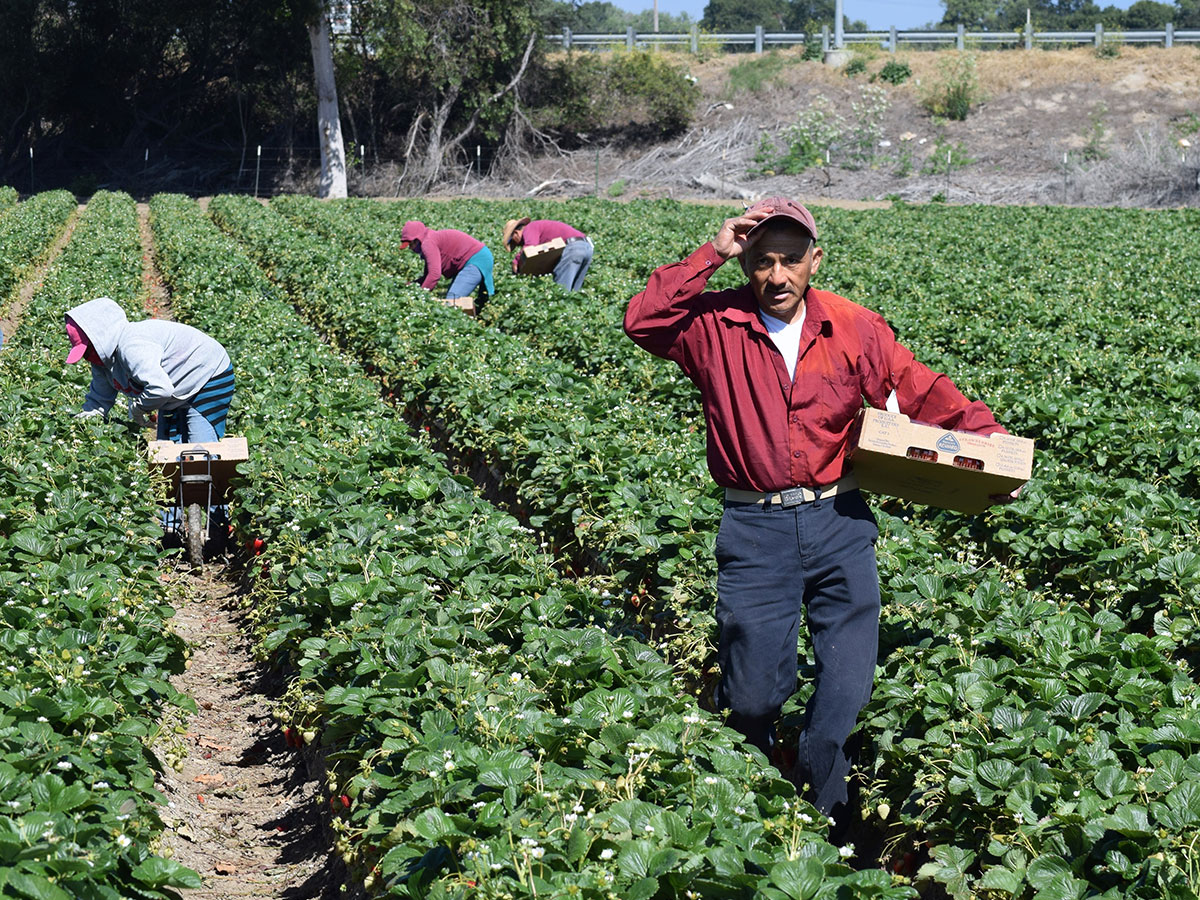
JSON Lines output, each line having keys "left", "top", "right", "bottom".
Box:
{"left": 745, "top": 196, "right": 819, "bottom": 242}
{"left": 65, "top": 318, "right": 90, "bottom": 365}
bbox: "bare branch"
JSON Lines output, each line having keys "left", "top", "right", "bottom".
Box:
{"left": 442, "top": 30, "right": 537, "bottom": 157}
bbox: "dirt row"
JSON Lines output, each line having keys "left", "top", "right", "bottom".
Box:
{"left": 134, "top": 204, "right": 342, "bottom": 900}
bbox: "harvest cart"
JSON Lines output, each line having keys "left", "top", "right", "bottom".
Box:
{"left": 148, "top": 437, "right": 248, "bottom": 565}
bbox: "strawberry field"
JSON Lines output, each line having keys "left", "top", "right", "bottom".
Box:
{"left": 1, "top": 188, "right": 1197, "bottom": 900}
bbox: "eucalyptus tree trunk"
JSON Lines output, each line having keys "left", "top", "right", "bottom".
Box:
{"left": 308, "top": 13, "right": 347, "bottom": 199}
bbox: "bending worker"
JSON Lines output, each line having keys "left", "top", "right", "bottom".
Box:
{"left": 65, "top": 297, "right": 235, "bottom": 443}
{"left": 623, "top": 197, "right": 1014, "bottom": 835}
{"left": 502, "top": 216, "right": 593, "bottom": 292}
{"left": 400, "top": 220, "right": 495, "bottom": 307}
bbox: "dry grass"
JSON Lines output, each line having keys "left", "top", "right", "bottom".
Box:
{"left": 689, "top": 44, "right": 1200, "bottom": 99}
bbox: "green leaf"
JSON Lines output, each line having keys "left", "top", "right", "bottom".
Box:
{"left": 405, "top": 477, "right": 436, "bottom": 499}
{"left": 410, "top": 808, "right": 458, "bottom": 841}
{"left": 6, "top": 870, "right": 71, "bottom": 900}
{"left": 476, "top": 749, "right": 533, "bottom": 788}
{"left": 1099, "top": 804, "right": 1153, "bottom": 837}
{"left": 766, "top": 857, "right": 825, "bottom": 900}
{"left": 979, "top": 865, "right": 1024, "bottom": 895}
{"left": 566, "top": 827, "right": 590, "bottom": 863}
{"left": 625, "top": 876, "right": 659, "bottom": 900}
{"left": 131, "top": 857, "right": 204, "bottom": 889}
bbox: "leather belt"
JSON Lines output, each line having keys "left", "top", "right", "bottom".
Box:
{"left": 564, "top": 236, "right": 591, "bottom": 244}
{"left": 724, "top": 475, "right": 858, "bottom": 507}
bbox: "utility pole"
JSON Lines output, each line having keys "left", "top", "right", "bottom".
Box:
{"left": 653, "top": 0, "right": 659, "bottom": 33}
{"left": 835, "top": 0, "right": 844, "bottom": 48}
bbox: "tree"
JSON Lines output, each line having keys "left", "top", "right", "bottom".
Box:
{"left": 353, "top": 0, "right": 539, "bottom": 191}
{"left": 702, "top": 0, "right": 788, "bottom": 31}
{"left": 306, "top": 4, "right": 347, "bottom": 198}
{"left": 1122, "top": 0, "right": 1176, "bottom": 25}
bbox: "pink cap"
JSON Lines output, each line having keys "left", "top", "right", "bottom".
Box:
{"left": 745, "top": 196, "right": 819, "bottom": 242}
{"left": 65, "top": 318, "right": 90, "bottom": 364}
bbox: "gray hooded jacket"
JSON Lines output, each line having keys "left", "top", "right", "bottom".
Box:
{"left": 67, "top": 298, "right": 232, "bottom": 416}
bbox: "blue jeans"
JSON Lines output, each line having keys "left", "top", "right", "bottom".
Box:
{"left": 552, "top": 238, "right": 593, "bottom": 291}
{"left": 447, "top": 247, "right": 495, "bottom": 300}
{"left": 157, "top": 405, "right": 220, "bottom": 443}
{"left": 713, "top": 489, "right": 879, "bottom": 817}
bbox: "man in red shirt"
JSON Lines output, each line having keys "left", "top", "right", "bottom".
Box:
{"left": 502, "top": 217, "right": 593, "bottom": 291}
{"left": 624, "top": 197, "right": 1011, "bottom": 832}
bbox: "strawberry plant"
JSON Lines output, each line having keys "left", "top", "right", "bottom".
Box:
{"left": 0, "top": 191, "right": 200, "bottom": 898}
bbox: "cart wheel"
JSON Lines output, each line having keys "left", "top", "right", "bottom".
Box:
{"left": 185, "top": 503, "right": 206, "bottom": 566}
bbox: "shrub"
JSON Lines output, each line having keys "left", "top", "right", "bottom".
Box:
{"left": 528, "top": 50, "right": 698, "bottom": 142}
{"left": 873, "top": 59, "right": 912, "bottom": 85}
{"left": 725, "top": 50, "right": 790, "bottom": 96}
{"left": 919, "top": 51, "right": 982, "bottom": 121}
{"left": 749, "top": 86, "right": 889, "bottom": 174}
{"left": 921, "top": 138, "right": 974, "bottom": 174}
{"left": 844, "top": 55, "right": 867, "bottom": 77}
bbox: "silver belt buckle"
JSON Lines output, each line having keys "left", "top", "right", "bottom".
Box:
{"left": 778, "top": 486, "right": 808, "bottom": 507}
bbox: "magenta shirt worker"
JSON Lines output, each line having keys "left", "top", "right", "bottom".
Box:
{"left": 400, "top": 221, "right": 495, "bottom": 304}
{"left": 502, "top": 217, "right": 594, "bottom": 291}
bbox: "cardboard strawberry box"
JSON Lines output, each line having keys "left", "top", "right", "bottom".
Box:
{"left": 849, "top": 408, "right": 1034, "bottom": 514}
{"left": 439, "top": 296, "right": 476, "bottom": 316}
{"left": 517, "top": 238, "right": 566, "bottom": 275}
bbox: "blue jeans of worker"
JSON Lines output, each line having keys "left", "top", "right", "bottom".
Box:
{"left": 157, "top": 369, "right": 234, "bottom": 532}
{"left": 713, "top": 489, "right": 879, "bottom": 818}
{"left": 446, "top": 247, "right": 495, "bottom": 301}
{"left": 552, "top": 238, "right": 593, "bottom": 291}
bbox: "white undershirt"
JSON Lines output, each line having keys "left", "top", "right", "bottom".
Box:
{"left": 758, "top": 307, "right": 807, "bottom": 380}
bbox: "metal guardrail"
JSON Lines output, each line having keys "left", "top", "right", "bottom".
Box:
{"left": 548, "top": 24, "right": 1200, "bottom": 53}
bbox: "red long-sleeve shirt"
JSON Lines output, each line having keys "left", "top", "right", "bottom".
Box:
{"left": 624, "top": 243, "right": 1005, "bottom": 492}
{"left": 414, "top": 228, "right": 485, "bottom": 290}
{"left": 512, "top": 220, "right": 586, "bottom": 272}
{"left": 522, "top": 220, "right": 585, "bottom": 245}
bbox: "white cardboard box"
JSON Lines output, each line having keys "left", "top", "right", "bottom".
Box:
{"left": 517, "top": 238, "right": 567, "bottom": 276}
{"left": 849, "top": 408, "right": 1034, "bottom": 514}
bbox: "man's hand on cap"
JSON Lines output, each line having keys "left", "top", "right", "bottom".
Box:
{"left": 714, "top": 207, "right": 774, "bottom": 261}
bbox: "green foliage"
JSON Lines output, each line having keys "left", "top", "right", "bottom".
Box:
{"left": 725, "top": 50, "right": 791, "bottom": 96}
{"left": 1, "top": 190, "right": 198, "bottom": 898}
{"left": 1095, "top": 28, "right": 1124, "bottom": 58}
{"left": 607, "top": 177, "right": 627, "bottom": 197}
{"left": 843, "top": 55, "right": 867, "bottom": 76}
{"left": 0, "top": 191, "right": 76, "bottom": 307}
{"left": 701, "top": 0, "right": 788, "bottom": 31}
{"left": 1081, "top": 104, "right": 1109, "bottom": 161}
{"left": 873, "top": 59, "right": 912, "bottom": 85}
{"left": 529, "top": 50, "right": 698, "bottom": 140}
{"left": 12, "top": 188, "right": 1200, "bottom": 900}
{"left": 919, "top": 51, "right": 982, "bottom": 121}
{"left": 540, "top": 0, "right": 696, "bottom": 32}
{"left": 920, "top": 138, "right": 974, "bottom": 174}
{"left": 752, "top": 85, "right": 889, "bottom": 174}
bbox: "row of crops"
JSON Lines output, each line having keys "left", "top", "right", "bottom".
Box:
{"left": 0, "top": 192, "right": 202, "bottom": 898}
{"left": 2, "top": 187, "right": 1198, "bottom": 899}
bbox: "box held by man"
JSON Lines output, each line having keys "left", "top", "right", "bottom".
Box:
{"left": 517, "top": 238, "right": 567, "bottom": 276}
{"left": 849, "top": 408, "right": 1034, "bottom": 514}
